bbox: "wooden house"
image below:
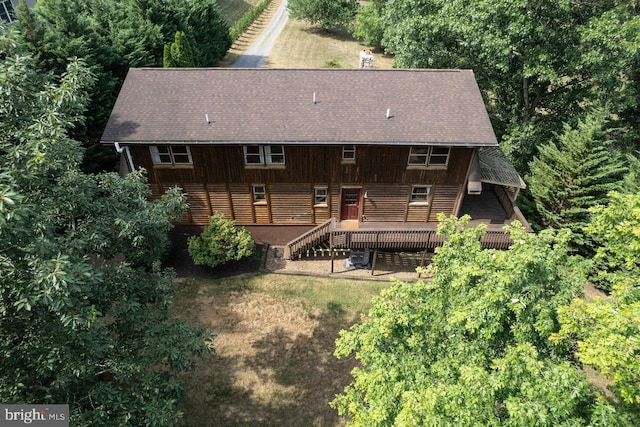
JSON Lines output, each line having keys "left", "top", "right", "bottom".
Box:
{"left": 100, "top": 68, "right": 529, "bottom": 259}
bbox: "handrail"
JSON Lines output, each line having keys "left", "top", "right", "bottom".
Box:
{"left": 284, "top": 218, "right": 533, "bottom": 260}
{"left": 284, "top": 218, "right": 335, "bottom": 259}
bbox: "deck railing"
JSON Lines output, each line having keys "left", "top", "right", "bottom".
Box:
{"left": 284, "top": 202, "right": 532, "bottom": 259}
{"left": 284, "top": 218, "right": 334, "bottom": 260}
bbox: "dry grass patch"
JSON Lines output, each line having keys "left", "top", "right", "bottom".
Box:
{"left": 218, "top": 0, "right": 394, "bottom": 69}
{"left": 173, "top": 274, "right": 389, "bottom": 426}
{"left": 264, "top": 20, "right": 394, "bottom": 69}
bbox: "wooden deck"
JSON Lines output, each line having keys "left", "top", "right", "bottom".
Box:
{"left": 284, "top": 186, "right": 531, "bottom": 260}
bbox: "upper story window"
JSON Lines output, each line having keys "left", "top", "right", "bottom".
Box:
{"left": 342, "top": 145, "right": 356, "bottom": 163}
{"left": 150, "top": 145, "right": 192, "bottom": 166}
{"left": 0, "top": 1, "right": 15, "bottom": 23}
{"left": 244, "top": 145, "right": 285, "bottom": 167}
{"left": 407, "top": 146, "right": 450, "bottom": 168}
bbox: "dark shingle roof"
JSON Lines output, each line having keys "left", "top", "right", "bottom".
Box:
{"left": 100, "top": 68, "right": 498, "bottom": 146}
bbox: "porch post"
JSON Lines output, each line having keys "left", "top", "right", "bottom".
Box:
{"left": 371, "top": 249, "right": 378, "bottom": 276}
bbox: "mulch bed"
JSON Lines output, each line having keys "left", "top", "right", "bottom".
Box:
{"left": 163, "top": 229, "right": 266, "bottom": 279}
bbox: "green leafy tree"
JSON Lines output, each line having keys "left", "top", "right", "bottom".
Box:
{"left": 551, "top": 192, "right": 640, "bottom": 418}
{"left": 188, "top": 212, "right": 256, "bottom": 268}
{"left": 349, "top": 2, "right": 384, "bottom": 48}
{"left": 287, "top": 0, "right": 359, "bottom": 30}
{"left": 0, "top": 30, "right": 210, "bottom": 425}
{"left": 354, "top": 0, "right": 640, "bottom": 175}
{"left": 526, "top": 112, "right": 627, "bottom": 250}
{"left": 332, "top": 215, "right": 628, "bottom": 425}
{"left": 164, "top": 31, "right": 195, "bottom": 67}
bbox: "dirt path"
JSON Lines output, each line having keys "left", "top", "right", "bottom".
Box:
{"left": 220, "top": 0, "right": 394, "bottom": 69}
{"left": 232, "top": 0, "right": 289, "bottom": 68}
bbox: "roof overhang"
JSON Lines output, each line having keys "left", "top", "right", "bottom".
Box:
{"left": 477, "top": 147, "right": 526, "bottom": 189}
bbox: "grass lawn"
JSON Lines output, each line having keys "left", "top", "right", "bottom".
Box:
{"left": 217, "top": 0, "right": 262, "bottom": 24}
{"left": 173, "top": 273, "right": 391, "bottom": 426}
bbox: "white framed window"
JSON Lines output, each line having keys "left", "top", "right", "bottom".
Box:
{"left": 342, "top": 145, "right": 356, "bottom": 163}
{"left": 407, "top": 146, "right": 450, "bottom": 168}
{"left": 252, "top": 185, "right": 267, "bottom": 203}
{"left": 410, "top": 185, "right": 431, "bottom": 204}
{"left": 244, "top": 145, "right": 285, "bottom": 166}
{"left": 150, "top": 145, "right": 192, "bottom": 165}
{"left": 314, "top": 187, "right": 328, "bottom": 206}
{"left": 0, "top": 1, "right": 15, "bottom": 23}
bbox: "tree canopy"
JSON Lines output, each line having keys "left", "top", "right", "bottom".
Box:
{"left": 526, "top": 112, "right": 628, "bottom": 250}
{"left": 12, "top": 0, "right": 231, "bottom": 171}
{"left": 287, "top": 0, "right": 359, "bottom": 31}
{"left": 0, "top": 28, "right": 210, "bottom": 425}
{"left": 333, "top": 216, "right": 638, "bottom": 425}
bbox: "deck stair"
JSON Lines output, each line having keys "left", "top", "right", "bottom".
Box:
{"left": 284, "top": 217, "right": 528, "bottom": 260}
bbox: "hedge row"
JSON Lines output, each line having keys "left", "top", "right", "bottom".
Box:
{"left": 229, "top": 0, "right": 274, "bottom": 42}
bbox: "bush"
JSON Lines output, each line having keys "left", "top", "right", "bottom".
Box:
{"left": 229, "top": 0, "right": 273, "bottom": 41}
{"left": 323, "top": 60, "right": 342, "bottom": 68}
{"left": 188, "top": 212, "right": 256, "bottom": 267}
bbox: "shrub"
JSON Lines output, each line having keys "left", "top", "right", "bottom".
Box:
{"left": 323, "top": 60, "right": 342, "bottom": 68}
{"left": 229, "top": 0, "right": 273, "bottom": 41}
{"left": 188, "top": 212, "right": 256, "bottom": 267}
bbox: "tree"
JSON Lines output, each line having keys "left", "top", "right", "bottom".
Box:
{"left": 188, "top": 212, "right": 256, "bottom": 268}
{"left": 164, "top": 31, "right": 195, "bottom": 67}
{"left": 332, "top": 215, "right": 630, "bottom": 425}
{"left": 13, "top": 0, "right": 230, "bottom": 171}
{"left": 183, "top": 0, "right": 232, "bottom": 67}
{"left": 352, "top": 0, "right": 640, "bottom": 176}
{"left": 526, "top": 112, "right": 627, "bottom": 251}
{"left": 287, "top": 0, "right": 359, "bottom": 31}
{"left": 0, "top": 30, "right": 210, "bottom": 425}
{"left": 349, "top": 2, "right": 384, "bottom": 48}
{"left": 551, "top": 192, "right": 640, "bottom": 419}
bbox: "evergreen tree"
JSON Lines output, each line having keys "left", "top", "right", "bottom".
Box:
{"left": 163, "top": 31, "right": 195, "bottom": 67}
{"left": 527, "top": 111, "right": 627, "bottom": 251}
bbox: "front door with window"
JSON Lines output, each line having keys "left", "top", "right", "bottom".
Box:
{"left": 340, "top": 189, "right": 361, "bottom": 221}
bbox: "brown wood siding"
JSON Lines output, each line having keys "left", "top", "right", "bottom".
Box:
{"left": 130, "top": 144, "right": 475, "bottom": 225}
{"left": 330, "top": 186, "right": 341, "bottom": 220}
{"left": 183, "top": 183, "right": 211, "bottom": 224}
{"left": 229, "top": 184, "right": 254, "bottom": 224}
{"left": 362, "top": 184, "right": 410, "bottom": 222}
{"left": 313, "top": 206, "right": 330, "bottom": 223}
{"left": 428, "top": 185, "right": 462, "bottom": 221}
{"left": 269, "top": 183, "right": 314, "bottom": 224}
{"left": 407, "top": 205, "right": 429, "bottom": 222}
{"left": 254, "top": 204, "right": 271, "bottom": 224}
{"left": 137, "top": 145, "right": 473, "bottom": 186}
{"left": 207, "top": 184, "right": 234, "bottom": 219}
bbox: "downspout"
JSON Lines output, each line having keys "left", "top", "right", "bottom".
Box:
{"left": 114, "top": 142, "right": 136, "bottom": 173}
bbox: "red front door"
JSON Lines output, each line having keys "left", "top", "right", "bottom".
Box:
{"left": 341, "top": 189, "right": 361, "bottom": 220}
